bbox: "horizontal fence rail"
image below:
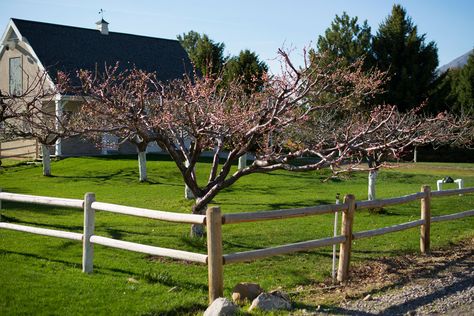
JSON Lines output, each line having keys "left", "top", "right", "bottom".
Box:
{"left": 1, "top": 185, "right": 473, "bottom": 304}
{"left": 223, "top": 235, "right": 346, "bottom": 264}
{"left": 431, "top": 209, "right": 474, "bottom": 223}
{"left": 353, "top": 219, "right": 425, "bottom": 240}
{"left": 0, "top": 222, "right": 83, "bottom": 241}
{"left": 431, "top": 187, "right": 474, "bottom": 197}
{"left": 223, "top": 203, "right": 347, "bottom": 224}
{"left": 0, "top": 192, "right": 83, "bottom": 209}
{"left": 91, "top": 202, "right": 206, "bottom": 225}
{"left": 90, "top": 235, "right": 208, "bottom": 264}
{"left": 356, "top": 192, "right": 425, "bottom": 210}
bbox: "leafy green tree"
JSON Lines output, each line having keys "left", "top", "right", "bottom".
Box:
{"left": 372, "top": 4, "right": 438, "bottom": 111}
{"left": 177, "top": 31, "right": 227, "bottom": 76}
{"left": 317, "top": 12, "right": 372, "bottom": 68}
{"left": 223, "top": 49, "right": 268, "bottom": 92}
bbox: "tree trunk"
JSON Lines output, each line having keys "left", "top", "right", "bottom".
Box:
{"left": 190, "top": 199, "right": 208, "bottom": 238}
{"left": 368, "top": 169, "right": 378, "bottom": 201}
{"left": 238, "top": 153, "right": 247, "bottom": 170}
{"left": 190, "top": 223, "right": 205, "bottom": 238}
{"left": 41, "top": 144, "right": 51, "bottom": 176}
{"left": 413, "top": 146, "right": 418, "bottom": 163}
{"left": 138, "top": 151, "right": 147, "bottom": 182}
{"left": 184, "top": 160, "right": 195, "bottom": 200}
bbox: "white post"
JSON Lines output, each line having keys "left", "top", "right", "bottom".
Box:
{"left": 101, "top": 134, "right": 108, "bottom": 155}
{"left": 184, "top": 160, "right": 194, "bottom": 200}
{"left": 54, "top": 98, "right": 63, "bottom": 157}
{"left": 238, "top": 153, "right": 247, "bottom": 170}
{"left": 332, "top": 193, "right": 340, "bottom": 283}
{"left": 368, "top": 170, "right": 377, "bottom": 201}
{"left": 413, "top": 146, "right": 417, "bottom": 163}
{"left": 83, "top": 192, "right": 95, "bottom": 273}
{"left": 455, "top": 179, "right": 464, "bottom": 196}
{"left": 138, "top": 151, "right": 147, "bottom": 182}
{"left": 436, "top": 180, "right": 443, "bottom": 191}
{"left": 41, "top": 144, "right": 51, "bottom": 176}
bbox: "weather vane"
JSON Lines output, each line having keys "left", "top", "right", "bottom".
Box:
{"left": 98, "top": 9, "right": 105, "bottom": 20}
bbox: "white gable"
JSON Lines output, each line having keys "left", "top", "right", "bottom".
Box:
{"left": 0, "top": 19, "right": 55, "bottom": 90}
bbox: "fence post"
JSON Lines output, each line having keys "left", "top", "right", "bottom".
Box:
{"left": 82, "top": 192, "right": 95, "bottom": 273}
{"left": 420, "top": 185, "right": 431, "bottom": 254}
{"left": 337, "top": 194, "right": 356, "bottom": 282}
{"left": 206, "top": 206, "right": 223, "bottom": 304}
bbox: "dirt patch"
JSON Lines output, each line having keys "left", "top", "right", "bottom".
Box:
{"left": 292, "top": 237, "right": 474, "bottom": 314}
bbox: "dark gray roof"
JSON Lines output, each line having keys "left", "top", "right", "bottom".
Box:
{"left": 12, "top": 18, "right": 192, "bottom": 82}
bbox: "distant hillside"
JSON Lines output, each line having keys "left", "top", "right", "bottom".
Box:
{"left": 438, "top": 49, "right": 473, "bottom": 74}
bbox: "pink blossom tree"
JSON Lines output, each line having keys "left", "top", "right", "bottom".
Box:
{"left": 75, "top": 50, "right": 468, "bottom": 236}
{"left": 1, "top": 71, "right": 75, "bottom": 175}
{"left": 75, "top": 65, "right": 161, "bottom": 182}
{"left": 293, "top": 104, "right": 470, "bottom": 201}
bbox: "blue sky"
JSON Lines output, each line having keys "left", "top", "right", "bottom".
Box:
{"left": 1, "top": 0, "right": 473, "bottom": 73}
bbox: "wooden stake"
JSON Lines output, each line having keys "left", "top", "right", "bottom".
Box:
{"left": 82, "top": 192, "right": 95, "bottom": 273}
{"left": 206, "top": 206, "right": 223, "bottom": 303}
{"left": 337, "top": 194, "right": 356, "bottom": 282}
{"left": 420, "top": 185, "right": 431, "bottom": 254}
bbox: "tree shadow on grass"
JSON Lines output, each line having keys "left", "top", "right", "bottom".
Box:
{"left": 0, "top": 248, "right": 209, "bottom": 292}
{"left": 221, "top": 200, "right": 330, "bottom": 212}
{"left": 0, "top": 203, "right": 80, "bottom": 216}
{"left": 51, "top": 169, "right": 136, "bottom": 181}
{"left": 0, "top": 214, "right": 83, "bottom": 231}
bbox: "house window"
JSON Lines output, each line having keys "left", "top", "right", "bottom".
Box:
{"left": 9, "top": 57, "right": 22, "bottom": 95}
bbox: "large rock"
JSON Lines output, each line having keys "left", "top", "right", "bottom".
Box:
{"left": 203, "top": 297, "right": 239, "bottom": 316}
{"left": 249, "top": 291, "right": 291, "bottom": 312}
{"left": 231, "top": 282, "right": 264, "bottom": 304}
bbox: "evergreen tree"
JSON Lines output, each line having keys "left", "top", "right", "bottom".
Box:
{"left": 223, "top": 49, "right": 268, "bottom": 93}
{"left": 317, "top": 12, "right": 372, "bottom": 68}
{"left": 455, "top": 52, "right": 474, "bottom": 116}
{"left": 177, "top": 31, "right": 227, "bottom": 76}
{"left": 428, "top": 51, "right": 474, "bottom": 116}
{"left": 427, "top": 69, "right": 460, "bottom": 114}
{"left": 372, "top": 5, "right": 438, "bottom": 111}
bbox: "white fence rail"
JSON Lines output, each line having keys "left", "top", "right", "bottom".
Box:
{"left": 0, "top": 191, "right": 208, "bottom": 272}
{"left": 0, "top": 222, "right": 83, "bottom": 240}
{"left": 1, "top": 185, "right": 473, "bottom": 303}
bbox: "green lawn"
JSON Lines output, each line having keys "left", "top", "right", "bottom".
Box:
{"left": 0, "top": 156, "right": 473, "bottom": 315}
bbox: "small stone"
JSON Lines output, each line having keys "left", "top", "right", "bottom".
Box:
{"left": 249, "top": 291, "right": 291, "bottom": 312}
{"left": 204, "top": 298, "right": 239, "bottom": 316}
{"left": 168, "top": 286, "right": 179, "bottom": 292}
{"left": 127, "top": 277, "right": 139, "bottom": 284}
{"left": 231, "top": 282, "right": 264, "bottom": 304}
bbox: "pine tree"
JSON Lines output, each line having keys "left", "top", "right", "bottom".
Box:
{"left": 372, "top": 5, "right": 438, "bottom": 111}
{"left": 223, "top": 49, "right": 268, "bottom": 93}
{"left": 455, "top": 52, "right": 474, "bottom": 116}
{"left": 317, "top": 12, "right": 372, "bottom": 68}
{"left": 177, "top": 31, "right": 227, "bottom": 76}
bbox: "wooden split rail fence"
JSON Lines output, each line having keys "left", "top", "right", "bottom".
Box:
{"left": 0, "top": 185, "right": 473, "bottom": 303}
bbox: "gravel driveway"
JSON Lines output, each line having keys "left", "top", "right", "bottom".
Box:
{"left": 293, "top": 237, "right": 474, "bottom": 315}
